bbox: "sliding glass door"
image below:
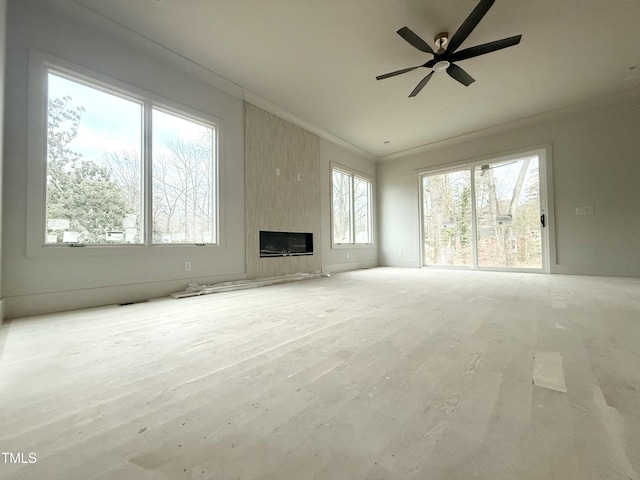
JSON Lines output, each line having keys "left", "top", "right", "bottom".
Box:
{"left": 422, "top": 170, "right": 473, "bottom": 267}
{"left": 475, "top": 156, "right": 542, "bottom": 268}
{"left": 421, "top": 151, "right": 547, "bottom": 271}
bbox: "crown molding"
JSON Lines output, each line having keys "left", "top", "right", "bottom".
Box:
{"left": 31, "top": 0, "right": 244, "bottom": 99}
{"left": 34, "top": 0, "right": 377, "bottom": 161}
{"left": 25, "top": 0, "right": 640, "bottom": 165}
{"left": 378, "top": 85, "right": 640, "bottom": 162}
{"left": 242, "top": 90, "right": 377, "bottom": 161}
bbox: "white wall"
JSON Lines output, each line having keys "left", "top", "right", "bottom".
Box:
{"left": 320, "top": 139, "right": 378, "bottom": 273}
{"left": 378, "top": 92, "right": 640, "bottom": 277}
{"left": 3, "top": 1, "right": 246, "bottom": 317}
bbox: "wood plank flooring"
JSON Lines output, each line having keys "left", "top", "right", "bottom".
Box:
{"left": 0, "top": 267, "right": 639, "bottom": 479}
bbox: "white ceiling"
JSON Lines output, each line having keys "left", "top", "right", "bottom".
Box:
{"left": 36, "top": 0, "right": 640, "bottom": 159}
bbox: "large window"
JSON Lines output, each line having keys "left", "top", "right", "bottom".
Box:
{"left": 151, "top": 109, "right": 216, "bottom": 244}
{"left": 44, "top": 69, "right": 217, "bottom": 246}
{"left": 331, "top": 167, "right": 372, "bottom": 244}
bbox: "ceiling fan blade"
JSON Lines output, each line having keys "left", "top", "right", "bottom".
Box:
{"left": 376, "top": 66, "right": 420, "bottom": 81}
{"left": 397, "top": 26, "right": 435, "bottom": 54}
{"left": 409, "top": 71, "right": 434, "bottom": 97}
{"left": 447, "top": 63, "right": 475, "bottom": 86}
{"left": 446, "top": 0, "right": 495, "bottom": 54}
{"left": 449, "top": 35, "right": 522, "bottom": 62}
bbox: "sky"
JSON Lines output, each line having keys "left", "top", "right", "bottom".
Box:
{"left": 48, "top": 72, "right": 214, "bottom": 164}
{"left": 423, "top": 156, "right": 539, "bottom": 208}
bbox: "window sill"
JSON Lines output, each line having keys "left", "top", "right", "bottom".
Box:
{"left": 27, "top": 243, "right": 225, "bottom": 259}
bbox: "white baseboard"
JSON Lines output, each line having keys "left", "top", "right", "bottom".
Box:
{"left": 4, "top": 272, "right": 247, "bottom": 319}
{"left": 322, "top": 260, "right": 378, "bottom": 274}
{"left": 379, "top": 257, "right": 422, "bottom": 268}
{"left": 551, "top": 264, "right": 639, "bottom": 278}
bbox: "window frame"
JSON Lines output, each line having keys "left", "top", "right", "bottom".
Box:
{"left": 27, "top": 50, "right": 223, "bottom": 257}
{"left": 330, "top": 164, "right": 373, "bottom": 248}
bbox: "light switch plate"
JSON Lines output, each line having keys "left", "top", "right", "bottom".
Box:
{"left": 575, "top": 206, "right": 594, "bottom": 215}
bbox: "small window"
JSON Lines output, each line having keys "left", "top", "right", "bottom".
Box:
{"left": 44, "top": 68, "right": 218, "bottom": 247}
{"left": 331, "top": 167, "right": 372, "bottom": 245}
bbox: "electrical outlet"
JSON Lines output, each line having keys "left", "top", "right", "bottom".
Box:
{"left": 184, "top": 261, "right": 192, "bottom": 272}
{"left": 296, "top": 173, "right": 301, "bottom": 181}
{"left": 275, "top": 168, "right": 280, "bottom": 176}
{"left": 398, "top": 250, "right": 403, "bottom": 257}
{"left": 346, "top": 252, "right": 350, "bottom": 260}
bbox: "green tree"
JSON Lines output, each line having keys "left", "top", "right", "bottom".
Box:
{"left": 47, "top": 96, "right": 131, "bottom": 243}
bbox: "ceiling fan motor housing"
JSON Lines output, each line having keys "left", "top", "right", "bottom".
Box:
{"left": 375, "top": 0, "right": 523, "bottom": 97}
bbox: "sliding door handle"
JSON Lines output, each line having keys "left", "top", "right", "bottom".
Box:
{"left": 540, "top": 213, "right": 546, "bottom": 228}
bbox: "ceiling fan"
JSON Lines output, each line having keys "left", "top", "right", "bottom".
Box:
{"left": 376, "top": 0, "right": 522, "bottom": 97}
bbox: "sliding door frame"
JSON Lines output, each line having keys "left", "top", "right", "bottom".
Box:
{"left": 418, "top": 145, "right": 555, "bottom": 273}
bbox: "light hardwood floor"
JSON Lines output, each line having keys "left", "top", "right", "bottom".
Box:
{"left": 1, "top": 268, "right": 639, "bottom": 480}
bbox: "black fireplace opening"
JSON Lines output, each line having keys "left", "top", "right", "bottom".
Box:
{"left": 260, "top": 231, "right": 313, "bottom": 257}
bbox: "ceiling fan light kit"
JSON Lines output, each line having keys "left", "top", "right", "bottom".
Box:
{"left": 376, "top": 0, "right": 522, "bottom": 97}
{"left": 433, "top": 60, "right": 450, "bottom": 72}
{"left": 434, "top": 32, "right": 449, "bottom": 54}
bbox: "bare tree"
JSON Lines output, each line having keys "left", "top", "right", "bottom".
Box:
{"left": 102, "top": 149, "right": 141, "bottom": 213}
{"left": 332, "top": 170, "right": 352, "bottom": 243}
{"left": 101, "top": 132, "right": 215, "bottom": 243}
{"left": 152, "top": 135, "right": 214, "bottom": 242}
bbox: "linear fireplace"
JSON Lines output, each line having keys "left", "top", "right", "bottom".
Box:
{"left": 260, "top": 231, "right": 313, "bottom": 257}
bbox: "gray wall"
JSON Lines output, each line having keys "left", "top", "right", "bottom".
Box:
{"left": 10, "top": 0, "right": 636, "bottom": 319}
{"left": 3, "top": 1, "right": 246, "bottom": 317}
{"left": 0, "top": 0, "right": 5, "bottom": 320}
{"left": 245, "top": 103, "right": 322, "bottom": 278}
{"left": 2, "top": 0, "right": 377, "bottom": 318}
{"left": 320, "top": 139, "right": 378, "bottom": 273}
{"left": 378, "top": 93, "right": 640, "bottom": 277}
